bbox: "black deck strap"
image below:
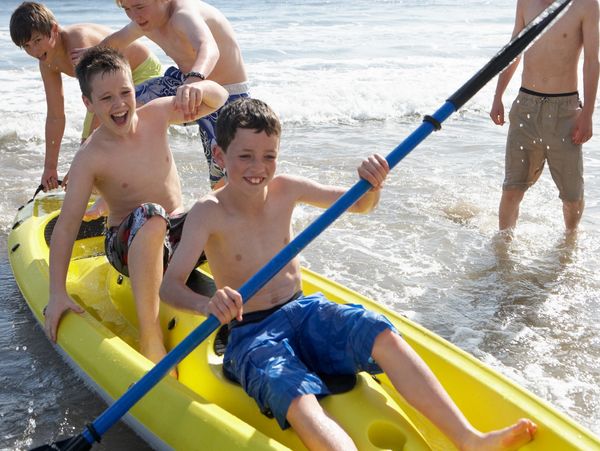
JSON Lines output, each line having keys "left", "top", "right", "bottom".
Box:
{"left": 44, "top": 216, "right": 106, "bottom": 246}
{"left": 214, "top": 325, "right": 229, "bottom": 356}
{"left": 31, "top": 180, "right": 63, "bottom": 200}
{"left": 423, "top": 115, "right": 442, "bottom": 131}
{"left": 85, "top": 423, "right": 102, "bottom": 443}
{"left": 186, "top": 269, "right": 216, "bottom": 298}
{"left": 320, "top": 373, "right": 357, "bottom": 394}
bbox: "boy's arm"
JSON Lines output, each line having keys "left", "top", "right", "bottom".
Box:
{"left": 100, "top": 22, "right": 144, "bottom": 50}
{"left": 160, "top": 202, "right": 243, "bottom": 324}
{"left": 169, "top": 80, "right": 228, "bottom": 123}
{"left": 44, "top": 153, "right": 95, "bottom": 341}
{"left": 174, "top": 12, "right": 219, "bottom": 81}
{"left": 70, "top": 23, "right": 143, "bottom": 64}
{"left": 296, "top": 154, "right": 389, "bottom": 214}
{"left": 490, "top": 0, "right": 526, "bottom": 126}
{"left": 40, "top": 64, "right": 66, "bottom": 191}
{"left": 572, "top": 0, "right": 599, "bottom": 144}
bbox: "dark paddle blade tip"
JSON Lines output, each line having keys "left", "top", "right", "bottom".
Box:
{"left": 30, "top": 435, "right": 92, "bottom": 451}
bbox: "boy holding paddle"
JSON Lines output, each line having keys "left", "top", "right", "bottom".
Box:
{"left": 44, "top": 47, "right": 227, "bottom": 367}
{"left": 160, "top": 98, "right": 537, "bottom": 450}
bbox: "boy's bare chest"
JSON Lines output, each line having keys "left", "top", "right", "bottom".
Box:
{"left": 219, "top": 205, "right": 294, "bottom": 259}
{"left": 100, "top": 139, "right": 173, "bottom": 184}
{"left": 148, "top": 30, "right": 196, "bottom": 69}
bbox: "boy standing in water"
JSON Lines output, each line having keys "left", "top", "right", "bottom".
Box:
{"left": 9, "top": 2, "right": 163, "bottom": 192}
{"left": 44, "top": 47, "right": 227, "bottom": 367}
{"left": 75, "top": 0, "right": 250, "bottom": 188}
{"left": 160, "top": 98, "right": 537, "bottom": 450}
{"left": 489, "top": 0, "right": 599, "bottom": 233}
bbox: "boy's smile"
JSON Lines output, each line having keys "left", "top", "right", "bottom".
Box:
{"left": 216, "top": 129, "right": 280, "bottom": 190}
{"left": 23, "top": 32, "right": 54, "bottom": 62}
{"left": 83, "top": 69, "right": 136, "bottom": 135}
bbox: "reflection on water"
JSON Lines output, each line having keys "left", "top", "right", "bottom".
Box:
{"left": 0, "top": 241, "right": 150, "bottom": 450}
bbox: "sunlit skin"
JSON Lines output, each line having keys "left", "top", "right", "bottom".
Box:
{"left": 160, "top": 121, "right": 538, "bottom": 450}
{"left": 44, "top": 61, "right": 228, "bottom": 372}
{"left": 22, "top": 30, "right": 58, "bottom": 63}
{"left": 490, "top": 0, "right": 599, "bottom": 232}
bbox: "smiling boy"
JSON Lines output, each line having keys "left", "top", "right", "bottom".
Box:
{"left": 160, "top": 98, "right": 537, "bottom": 450}
{"left": 73, "top": 0, "right": 250, "bottom": 188}
{"left": 10, "top": 2, "right": 163, "bottom": 191}
{"left": 44, "top": 46, "right": 227, "bottom": 367}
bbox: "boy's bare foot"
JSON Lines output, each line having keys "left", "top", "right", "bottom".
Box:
{"left": 461, "top": 419, "right": 537, "bottom": 451}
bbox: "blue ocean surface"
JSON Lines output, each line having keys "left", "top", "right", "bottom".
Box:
{"left": 1, "top": 1, "right": 599, "bottom": 449}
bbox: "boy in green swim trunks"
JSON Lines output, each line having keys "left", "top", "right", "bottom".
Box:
{"left": 160, "top": 98, "right": 538, "bottom": 451}
{"left": 44, "top": 46, "right": 227, "bottom": 369}
{"left": 9, "top": 1, "right": 163, "bottom": 192}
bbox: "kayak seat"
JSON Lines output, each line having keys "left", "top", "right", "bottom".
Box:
{"left": 44, "top": 215, "right": 106, "bottom": 246}
{"left": 214, "top": 324, "right": 357, "bottom": 402}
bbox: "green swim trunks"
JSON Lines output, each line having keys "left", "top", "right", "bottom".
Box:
{"left": 81, "top": 53, "right": 162, "bottom": 140}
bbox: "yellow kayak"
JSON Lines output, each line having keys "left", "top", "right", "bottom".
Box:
{"left": 8, "top": 191, "right": 600, "bottom": 450}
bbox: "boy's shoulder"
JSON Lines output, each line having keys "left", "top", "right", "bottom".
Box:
{"left": 68, "top": 133, "right": 109, "bottom": 174}
{"left": 188, "top": 192, "right": 223, "bottom": 225}
{"left": 62, "top": 23, "right": 108, "bottom": 44}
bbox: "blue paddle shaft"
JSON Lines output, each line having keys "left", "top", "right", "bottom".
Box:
{"left": 79, "top": 0, "right": 571, "bottom": 444}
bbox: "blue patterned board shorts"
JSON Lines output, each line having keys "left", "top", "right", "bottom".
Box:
{"left": 135, "top": 66, "right": 250, "bottom": 187}
{"left": 104, "top": 203, "right": 190, "bottom": 277}
{"left": 223, "top": 292, "right": 397, "bottom": 429}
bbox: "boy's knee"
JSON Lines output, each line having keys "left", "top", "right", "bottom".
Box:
{"left": 372, "top": 327, "right": 405, "bottom": 359}
{"left": 140, "top": 215, "right": 168, "bottom": 236}
{"left": 286, "top": 394, "right": 323, "bottom": 424}
{"left": 374, "top": 327, "right": 398, "bottom": 347}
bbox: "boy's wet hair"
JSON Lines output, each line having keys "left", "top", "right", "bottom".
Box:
{"left": 10, "top": 2, "right": 57, "bottom": 47}
{"left": 216, "top": 98, "right": 281, "bottom": 151}
{"left": 75, "top": 47, "right": 131, "bottom": 99}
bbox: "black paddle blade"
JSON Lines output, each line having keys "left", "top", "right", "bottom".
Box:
{"left": 30, "top": 435, "right": 91, "bottom": 451}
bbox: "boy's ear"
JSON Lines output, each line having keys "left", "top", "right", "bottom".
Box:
{"left": 82, "top": 94, "right": 93, "bottom": 112}
{"left": 213, "top": 145, "right": 226, "bottom": 169}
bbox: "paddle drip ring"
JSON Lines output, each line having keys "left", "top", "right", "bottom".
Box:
{"left": 423, "top": 115, "right": 442, "bottom": 131}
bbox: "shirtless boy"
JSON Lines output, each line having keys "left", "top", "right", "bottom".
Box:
{"left": 490, "top": 0, "right": 599, "bottom": 233}
{"left": 44, "top": 47, "right": 227, "bottom": 366}
{"left": 10, "top": 2, "right": 163, "bottom": 192}
{"left": 160, "top": 98, "right": 537, "bottom": 450}
{"left": 76, "top": 0, "right": 250, "bottom": 188}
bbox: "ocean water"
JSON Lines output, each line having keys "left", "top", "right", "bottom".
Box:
{"left": 1, "top": 0, "right": 599, "bottom": 449}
